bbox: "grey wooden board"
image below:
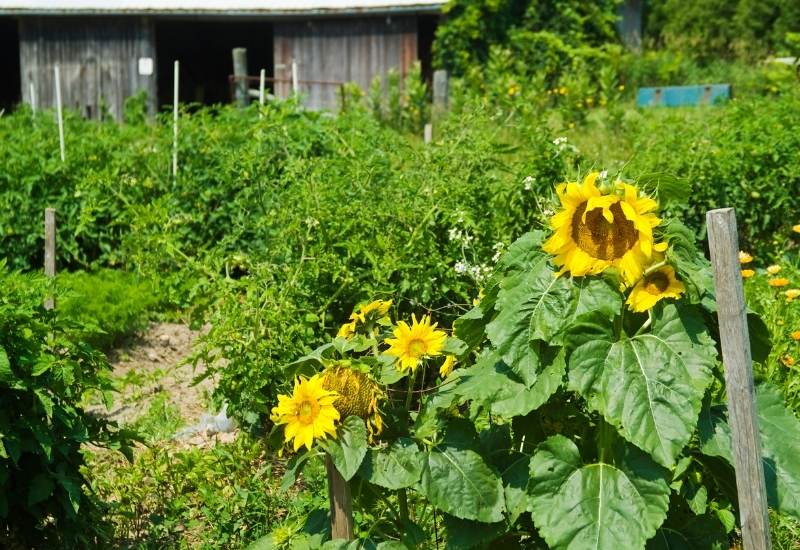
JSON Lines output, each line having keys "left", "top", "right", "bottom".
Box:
{"left": 274, "top": 15, "right": 417, "bottom": 110}
{"left": 19, "top": 16, "right": 157, "bottom": 121}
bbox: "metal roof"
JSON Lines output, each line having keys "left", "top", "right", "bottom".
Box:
{"left": 0, "top": 0, "right": 444, "bottom": 16}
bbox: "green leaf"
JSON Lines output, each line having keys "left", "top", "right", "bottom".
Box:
{"left": 496, "top": 231, "right": 546, "bottom": 274}
{"left": 358, "top": 438, "right": 423, "bottom": 490}
{"left": 281, "top": 449, "right": 316, "bottom": 491}
{"left": 747, "top": 313, "right": 771, "bottom": 364}
{"left": 321, "top": 416, "right": 368, "bottom": 481}
{"left": 27, "top": 473, "right": 54, "bottom": 506}
{"left": 699, "top": 382, "right": 800, "bottom": 518}
{"left": 492, "top": 349, "right": 565, "bottom": 417}
{"left": 442, "top": 515, "right": 506, "bottom": 549}
{"left": 646, "top": 513, "right": 727, "bottom": 550}
{"left": 568, "top": 304, "right": 716, "bottom": 467}
{"left": 418, "top": 445, "right": 505, "bottom": 523}
{"left": 529, "top": 435, "right": 670, "bottom": 550}
{"left": 486, "top": 256, "right": 572, "bottom": 369}
{"left": 0, "top": 347, "right": 14, "bottom": 385}
{"left": 498, "top": 451, "right": 531, "bottom": 525}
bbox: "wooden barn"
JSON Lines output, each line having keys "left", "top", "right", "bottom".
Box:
{"left": 0, "top": 0, "right": 442, "bottom": 117}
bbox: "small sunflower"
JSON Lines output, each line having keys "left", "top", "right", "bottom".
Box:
{"left": 385, "top": 314, "right": 447, "bottom": 373}
{"left": 769, "top": 278, "right": 790, "bottom": 287}
{"left": 337, "top": 299, "right": 393, "bottom": 339}
{"left": 738, "top": 251, "right": 753, "bottom": 264}
{"left": 793, "top": 224, "right": 800, "bottom": 233}
{"left": 767, "top": 265, "right": 782, "bottom": 275}
{"left": 786, "top": 289, "right": 800, "bottom": 302}
{"left": 741, "top": 269, "right": 755, "bottom": 278}
{"left": 626, "top": 266, "right": 686, "bottom": 312}
{"left": 543, "top": 173, "right": 666, "bottom": 287}
{"left": 439, "top": 355, "right": 457, "bottom": 378}
{"left": 271, "top": 375, "right": 340, "bottom": 451}
{"left": 321, "top": 364, "right": 384, "bottom": 441}
{"left": 791, "top": 331, "right": 800, "bottom": 342}
{"left": 337, "top": 319, "right": 357, "bottom": 338}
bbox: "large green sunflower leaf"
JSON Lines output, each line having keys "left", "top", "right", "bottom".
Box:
{"left": 567, "top": 304, "right": 716, "bottom": 467}
{"left": 418, "top": 445, "right": 505, "bottom": 523}
{"left": 358, "top": 438, "right": 423, "bottom": 490}
{"left": 321, "top": 416, "right": 368, "bottom": 481}
{"left": 529, "top": 435, "right": 670, "bottom": 550}
{"left": 486, "top": 256, "right": 572, "bottom": 369}
{"left": 646, "top": 513, "right": 728, "bottom": 550}
{"left": 699, "top": 382, "right": 800, "bottom": 518}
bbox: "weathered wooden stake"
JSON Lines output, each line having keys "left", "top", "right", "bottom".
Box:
{"left": 29, "top": 82, "right": 37, "bottom": 115}
{"left": 706, "top": 207, "right": 771, "bottom": 550}
{"left": 232, "top": 48, "right": 248, "bottom": 108}
{"left": 172, "top": 60, "right": 179, "bottom": 182}
{"left": 432, "top": 69, "right": 449, "bottom": 120}
{"left": 44, "top": 208, "right": 56, "bottom": 310}
{"left": 54, "top": 65, "right": 65, "bottom": 162}
{"left": 325, "top": 454, "right": 354, "bottom": 540}
{"left": 424, "top": 122, "right": 433, "bottom": 144}
{"left": 291, "top": 59, "right": 299, "bottom": 95}
{"left": 259, "top": 68, "right": 266, "bottom": 114}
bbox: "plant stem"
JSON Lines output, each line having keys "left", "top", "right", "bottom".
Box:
{"left": 635, "top": 311, "right": 653, "bottom": 336}
{"left": 644, "top": 260, "right": 667, "bottom": 276}
{"left": 398, "top": 488, "right": 409, "bottom": 525}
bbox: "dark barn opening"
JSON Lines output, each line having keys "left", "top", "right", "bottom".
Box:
{"left": 0, "top": 17, "right": 21, "bottom": 111}
{"left": 417, "top": 15, "right": 437, "bottom": 86}
{"left": 155, "top": 19, "right": 273, "bottom": 108}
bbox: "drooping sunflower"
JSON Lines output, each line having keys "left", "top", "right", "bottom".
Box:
{"left": 439, "top": 355, "right": 457, "bottom": 378}
{"left": 385, "top": 314, "right": 447, "bottom": 373}
{"left": 270, "top": 375, "right": 340, "bottom": 451}
{"left": 626, "top": 266, "right": 686, "bottom": 312}
{"left": 543, "top": 173, "right": 666, "bottom": 286}
{"left": 337, "top": 319, "right": 357, "bottom": 338}
{"left": 336, "top": 299, "right": 393, "bottom": 339}
{"left": 321, "top": 363, "right": 384, "bottom": 441}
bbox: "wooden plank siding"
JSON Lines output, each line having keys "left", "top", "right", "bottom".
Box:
{"left": 19, "top": 17, "right": 157, "bottom": 121}
{"left": 274, "top": 16, "right": 417, "bottom": 110}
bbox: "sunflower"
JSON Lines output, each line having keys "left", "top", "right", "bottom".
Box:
{"left": 439, "top": 355, "right": 457, "bottom": 378}
{"left": 337, "top": 319, "right": 357, "bottom": 338}
{"left": 626, "top": 266, "right": 686, "bottom": 312}
{"left": 791, "top": 331, "right": 800, "bottom": 342}
{"left": 738, "top": 251, "right": 753, "bottom": 264}
{"left": 741, "top": 269, "right": 755, "bottom": 278}
{"left": 767, "top": 265, "right": 782, "bottom": 275}
{"left": 355, "top": 299, "right": 392, "bottom": 323}
{"left": 793, "top": 224, "right": 800, "bottom": 233}
{"left": 321, "top": 364, "right": 384, "bottom": 441}
{"left": 543, "top": 173, "right": 666, "bottom": 286}
{"left": 271, "top": 375, "right": 340, "bottom": 451}
{"left": 769, "top": 278, "right": 790, "bottom": 287}
{"left": 385, "top": 314, "right": 447, "bottom": 373}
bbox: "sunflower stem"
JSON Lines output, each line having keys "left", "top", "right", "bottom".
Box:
{"left": 643, "top": 260, "right": 667, "bottom": 276}
{"left": 398, "top": 488, "right": 410, "bottom": 525}
{"left": 635, "top": 311, "right": 653, "bottom": 336}
{"left": 405, "top": 367, "right": 418, "bottom": 412}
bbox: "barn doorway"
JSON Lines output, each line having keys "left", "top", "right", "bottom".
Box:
{"left": 0, "top": 17, "right": 21, "bottom": 112}
{"left": 155, "top": 19, "right": 273, "bottom": 108}
{"left": 417, "top": 15, "right": 438, "bottom": 86}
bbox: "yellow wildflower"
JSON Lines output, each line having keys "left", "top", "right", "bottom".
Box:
{"left": 769, "top": 278, "right": 790, "bottom": 287}
{"left": 738, "top": 251, "right": 753, "bottom": 264}
{"left": 767, "top": 265, "right": 782, "bottom": 275}
{"left": 741, "top": 269, "right": 755, "bottom": 278}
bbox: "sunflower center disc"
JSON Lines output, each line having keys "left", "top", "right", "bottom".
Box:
{"left": 645, "top": 272, "right": 671, "bottom": 295}
{"left": 571, "top": 201, "right": 638, "bottom": 260}
{"left": 408, "top": 339, "right": 426, "bottom": 357}
{"left": 297, "top": 400, "right": 316, "bottom": 423}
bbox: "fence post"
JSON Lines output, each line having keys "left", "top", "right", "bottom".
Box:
{"left": 54, "top": 65, "right": 65, "bottom": 162}
{"left": 232, "top": 48, "right": 248, "bottom": 108}
{"left": 325, "top": 454, "right": 354, "bottom": 540}
{"left": 424, "top": 122, "right": 433, "bottom": 144}
{"left": 432, "top": 69, "right": 449, "bottom": 120}
{"left": 44, "top": 208, "right": 56, "bottom": 310}
{"left": 172, "top": 60, "right": 179, "bottom": 183}
{"left": 30, "top": 82, "right": 37, "bottom": 115}
{"left": 706, "top": 207, "right": 771, "bottom": 550}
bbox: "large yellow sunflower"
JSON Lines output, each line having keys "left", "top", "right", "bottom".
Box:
{"left": 270, "top": 375, "right": 340, "bottom": 451}
{"left": 321, "top": 364, "right": 385, "bottom": 441}
{"left": 385, "top": 314, "right": 447, "bottom": 373}
{"left": 543, "top": 173, "right": 666, "bottom": 286}
{"left": 626, "top": 266, "right": 685, "bottom": 312}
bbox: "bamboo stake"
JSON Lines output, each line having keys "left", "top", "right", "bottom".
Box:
{"left": 172, "top": 60, "right": 179, "bottom": 183}
{"left": 54, "top": 65, "right": 64, "bottom": 162}
{"left": 44, "top": 208, "right": 56, "bottom": 310}
{"left": 291, "top": 59, "right": 299, "bottom": 95}
{"left": 325, "top": 454, "right": 354, "bottom": 540}
{"left": 706, "top": 207, "right": 771, "bottom": 550}
{"left": 30, "top": 82, "right": 36, "bottom": 115}
{"left": 259, "top": 68, "right": 266, "bottom": 118}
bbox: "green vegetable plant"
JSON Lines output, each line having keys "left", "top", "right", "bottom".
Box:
{"left": 260, "top": 173, "right": 800, "bottom": 549}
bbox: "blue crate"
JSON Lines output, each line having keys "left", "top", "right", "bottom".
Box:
{"left": 637, "top": 84, "right": 732, "bottom": 107}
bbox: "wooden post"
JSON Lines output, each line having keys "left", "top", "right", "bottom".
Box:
{"left": 29, "top": 82, "right": 36, "bottom": 115}
{"left": 44, "top": 208, "right": 56, "bottom": 310}
{"left": 172, "top": 60, "right": 179, "bottom": 183}
{"left": 432, "top": 69, "right": 449, "bottom": 120}
{"left": 259, "top": 68, "right": 266, "bottom": 113}
{"left": 424, "top": 123, "right": 433, "bottom": 144}
{"left": 232, "top": 48, "right": 248, "bottom": 108}
{"left": 706, "top": 207, "right": 771, "bottom": 550}
{"left": 325, "top": 454, "right": 354, "bottom": 540}
{"left": 291, "top": 59, "right": 299, "bottom": 95}
{"left": 54, "top": 65, "right": 65, "bottom": 162}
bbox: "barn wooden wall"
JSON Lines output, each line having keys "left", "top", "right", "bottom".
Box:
{"left": 274, "top": 16, "right": 418, "bottom": 110}
{"left": 19, "top": 17, "right": 157, "bottom": 121}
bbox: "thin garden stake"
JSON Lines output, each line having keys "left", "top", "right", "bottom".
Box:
{"left": 29, "top": 81, "right": 36, "bottom": 115}
{"left": 259, "top": 68, "right": 266, "bottom": 117}
{"left": 325, "top": 454, "right": 354, "bottom": 540}
{"left": 172, "top": 60, "right": 179, "bottom": 183}
{"left": 54, "top": 65, "right": 64, "bottom": 162}
{"left": 291, "top": 59, "right": 299, "bottom": 95}
{"left": 44, "top": 208, "right": 56, "bottom": 310}
{"left": 424, "top": 123, "right": 433, "bottom": 144}
{"left": 706, "top": 207, "right": 771, "bottom": 550}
